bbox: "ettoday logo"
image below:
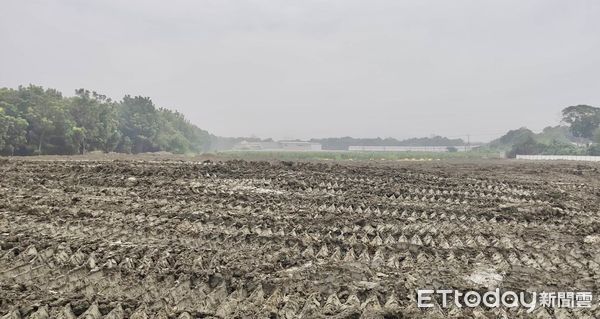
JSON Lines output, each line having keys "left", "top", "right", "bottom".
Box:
{"left": 417, "top": 289, "right": 593, "bottom": 313}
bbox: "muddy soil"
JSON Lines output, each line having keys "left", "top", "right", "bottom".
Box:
{"left": 0, "top": 157, "right": 599, "bottom": 318}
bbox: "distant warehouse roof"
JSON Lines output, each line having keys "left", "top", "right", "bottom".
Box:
{"left": 279, "top": 141, "right": 322, "bottom": 151}
{"left": 348, "top": 145, "right": 478, "bottom": 152}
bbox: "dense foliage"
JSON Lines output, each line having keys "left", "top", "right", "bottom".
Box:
{"left": 561, "top": 105, "right": 600, "bottom": 140}
{"left": 0, "top": 85, "right": 210, "bottom": 155}
{"left": 489, "top": 105, "right": 600, "bottom": 157}
{"left": 488, "top": 127, "right": 537, "bottom": 150}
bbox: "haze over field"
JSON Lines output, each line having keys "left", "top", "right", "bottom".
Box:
{"left": 4, "top": 3, "right": 600, "bottom": 316}
{"left": 1, "top": 0, "right": 599, "bottom": 141}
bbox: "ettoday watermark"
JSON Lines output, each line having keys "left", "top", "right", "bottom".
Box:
{"left": 417, "top": 289, "right": 593, "bottom": 313}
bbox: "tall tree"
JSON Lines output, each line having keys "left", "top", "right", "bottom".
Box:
{"left": 561, "top": 105, "right": 600, "bottom": 140}
{"left": 69, "top": 89, "right": 120, "bottom": 153}
{"left": 15, "top": 85, "right": 73, "bottom": 154}
{"left": 0, "top": 108, "right": 28, "bottom": 155}
{"left": 118, "top": 95, "right": 160, "bottom": 153}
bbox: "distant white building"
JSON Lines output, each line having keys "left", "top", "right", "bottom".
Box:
{"left": 279, "top": 141, "right": 322, "bottom": 151}
{"left": 348, "top": 145, "right": 479, "bottom": 152}
{"left": 232, "top": 140, "right": 322, "bottom": 151}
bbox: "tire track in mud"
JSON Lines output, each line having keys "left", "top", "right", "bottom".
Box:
{"left": 1, "top": 159, "right": 600, "bottom": 318}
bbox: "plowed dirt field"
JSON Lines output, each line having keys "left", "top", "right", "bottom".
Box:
{"left": 1, "top": 158, "right": 599, "bottom": 318}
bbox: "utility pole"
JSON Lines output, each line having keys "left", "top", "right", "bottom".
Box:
{"left": 466, "top": 134, "right": 470, "bottom": 151}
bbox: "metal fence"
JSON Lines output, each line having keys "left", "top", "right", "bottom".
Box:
{"left": 516, "top": 155, "right": 600, "bottom": 162}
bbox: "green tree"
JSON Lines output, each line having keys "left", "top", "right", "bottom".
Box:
{"left": 507, "top": 136, "right": 546, "bottom": 158}
{"left": 541, "top": 140, "right": 582, "bottom": 155}
{"left": 561, "top": 105, "right": 600, "bottom": 140}
{"left": 69, "top": 89, "right": 120, "bottom": 153}
{"left": 69, "top": 126, "right": 86, "bottom": 154}
{"left": 118, "top": 96, "right": 160, "bottom": 153}
{"left": 15, "top": 85, "right": 73, "bottom": 154}
{"left": 593, "top": 128, "right": 600, "bottom": 144}
{"left": 116, "top": 136, "right": 133, "bottom": 153}
{"left": 0, "top": 101, "right": 28, "bottom": 155}
{"left": 488, "top": 127, "right": 535, "bottom": 150}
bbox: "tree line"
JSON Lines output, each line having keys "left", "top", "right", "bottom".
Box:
{"left": 0, "top": 85, "right": 210, "bottom": 156}
{"left": 490, "top": 104, "right": 600, "bottom": 157}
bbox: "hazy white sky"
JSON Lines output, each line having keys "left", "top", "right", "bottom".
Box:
{"left": 1, "top": 0, "right": 599, "bottom": 141}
